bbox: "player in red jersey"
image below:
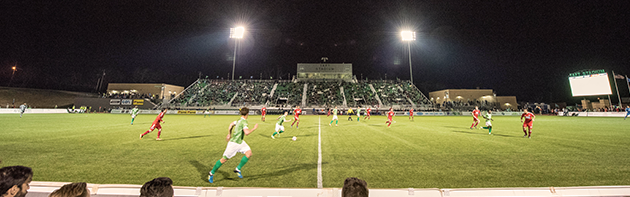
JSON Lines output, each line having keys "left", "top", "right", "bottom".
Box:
{"left": 364, "top": 107, "right": 371, "bottom": 120}
{"left": 140, "top": 108, "right": 167, "bottom": 140}
{"left": 521, "top": 109, "right": 536, "bottom": 138}
{"left": 290, "top": 106, "right": 302, "bottom": 128}
{"left": 261, "top": 106, "right": 267, "bottom": 122}
{"left": 409, "top": 108, "right": 414, "bottom": 120}
{"left": 470, "top": 106, "right": 481, "bottom": 129}
{"left": 327, "top": 108, "right": 331, "bottom": 117}
{"left": 385, "top": 108, "right": 395, "bottom": 127}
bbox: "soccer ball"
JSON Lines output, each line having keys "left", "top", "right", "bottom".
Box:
{"left": 292, "top": 136, "right": 297, "bottom": 141}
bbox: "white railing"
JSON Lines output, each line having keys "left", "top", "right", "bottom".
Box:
{"left": 26, "top": 182, "right": 630, "bottom": 197}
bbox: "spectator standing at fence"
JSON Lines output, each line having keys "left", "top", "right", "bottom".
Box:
{"left": 521, "top": 109, "right": 536, "bottom": 138}
{"left": 290, "top": 106, "right": 302, "bottom": 128}
{"left": 209, "top": 107, "right": 258, "bottom": 183}
{"left": 470, "top": 106, "right": 481, "bottom": 129}
{"left": 0, "top": 166, "right": 33, "bottom": 197}
{"left": 261, "top": 106, "right": 267, "bottom": 122}
{"left": 342, "top": 177, "right": 368, "bottom": 197}
{"left": 49, "top": 182, "right": 89, "bottom": 197}
{"left": 130, "top": 106, "right": 139, "bottom": 125}
{"left": 140, "top": 108, "right": 167, "bottom": 140}
{"left": 19, "top": 103, "right": 27, "bottom": 118}
{"left": 140, "top": 177, "right": 173, "bottom": 197}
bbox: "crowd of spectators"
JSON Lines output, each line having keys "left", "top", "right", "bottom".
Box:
{"left": 231, "top": 81, "right": 274, "bottom": 106}
{"left": 344, "top": 81, "right": 378, "bottom": 108}
{"left": 398, "top": 81, "right": 431, "bottom": 105}
{"left": 272, "top": 82, "right": 304, "bottom": 107}
{"left": 372, "top": 81, "right": 411, "bottom": 106}
{"left": 306, "top": 82, "right": 344, "bottom": 107}
{"left": 105, "top": 93, "right": 161, "bottom": 104}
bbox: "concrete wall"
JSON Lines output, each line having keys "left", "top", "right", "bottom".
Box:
{"left": 429, "top": 89, "right": 493, "bottom": 105}
{"left": 106, "top": 83, "right": 184, "bottom": 100}
{"left": 496, "top": 96, "right": 517, "bottom": 110}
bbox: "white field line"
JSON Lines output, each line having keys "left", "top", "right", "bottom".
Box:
{"left": 317, "top": 116, "right": 323, "bottom": 188}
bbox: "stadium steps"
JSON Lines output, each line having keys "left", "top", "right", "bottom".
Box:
{"left": 369, "top": 84, "right": 383, "bottom": 106}
{"left": 269, "top": 83, "right": 278, "bottom": 98}
{"left": 399, "top": 86, "right": 416, "bottom": 107}
{"left": 302, "top": 83, "right": 308, "bottom": 106}
{"left": 227, "top": 92, "right": 238, "bottom": 106}
{"left": 165, "top": 79, "right": 201, "bottom": 106}
{"left": 340, "top": 86, "right": 347, "bottom": 107}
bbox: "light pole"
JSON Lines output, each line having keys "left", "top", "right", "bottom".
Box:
{"left": 230, "top": 27, "right": 244, "bottom": 81}
{"left": 9, "top": 65, "right": 17, "bottom": 87}
{"left": 401, "top": 31, "right": 416, "bottom": 84}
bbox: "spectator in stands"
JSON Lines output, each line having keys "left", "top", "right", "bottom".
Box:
{"left": 0, "top": 166, "right": 33, "bottom": 197}
{"left": 342, "top": 177, "right": 368, "bottom": 197}
{"left": 49, "top": 182, "right": 89, "bottom": 197}
{"left": 140, "top": 177, "right": 173, "bottom": 197}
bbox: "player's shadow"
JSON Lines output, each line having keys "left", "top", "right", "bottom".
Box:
{"left": 189, "top": 160, "right": 237, "bottom": 183}
{"left": 443, "top": 126, "right": 464, "bottom": 129}
{"left": 451, "top": 130, "right": 516, "bottom": 138}
{"left": 165, "top": 135, "right": 213, "bottom": 141}
{"left": 245, "top": 162, "right": 328, "bottom": 181}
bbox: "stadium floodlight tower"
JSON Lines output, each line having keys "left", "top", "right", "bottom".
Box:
{"left": 401, "top": 31, "right": 416, "bottom": 84}
{"left": 230, "top": 26, "right": 245, "bottom": 80}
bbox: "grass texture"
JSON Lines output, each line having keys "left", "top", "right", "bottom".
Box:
{"left": 1, "top": 113, "right": 629, "bottom": 188}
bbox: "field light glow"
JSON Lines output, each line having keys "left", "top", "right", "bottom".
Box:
{"left": 230, "top": 27, "right": 245, "bottom": 39}
{"left": 401, "top": 31, "right": 416, "bottom": 41}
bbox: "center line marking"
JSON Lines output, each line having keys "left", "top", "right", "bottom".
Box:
{"left": 317, "top": 116, "right": 323, "bottom": 188}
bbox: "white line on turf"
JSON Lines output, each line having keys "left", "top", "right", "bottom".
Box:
{"left": 317, "top": 116, "right": 323, "bottom": 188}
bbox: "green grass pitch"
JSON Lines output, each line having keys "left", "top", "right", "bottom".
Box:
{"left": 1, "top": 113, "right": 629, "bottom": 188}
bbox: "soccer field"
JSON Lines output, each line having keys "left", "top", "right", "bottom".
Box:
{"left": 1, "top": 113, "right": 629, "bottom": 188}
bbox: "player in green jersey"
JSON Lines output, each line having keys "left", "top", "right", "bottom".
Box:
{"left": 356, "top": 106, "right": 362, "bottom": 122}
{"left": 482, "top": 110, "right": 494, "bottom": 134}
{"left": 208, "top": 107, "right": 259, "bottom": 183}
{"left": 330, "top": 106, "right": 339, "bottom": 126}
{"left": 130, "top": 106, "right": 139, "bottom": 125}
{"left": 272, "top": 111, "right": 291, "bottom": 139}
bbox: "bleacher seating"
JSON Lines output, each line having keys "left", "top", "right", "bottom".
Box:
{"left": 306, "top": 81, "right": 344, "bottom": 107}
{"left": 231, "top": 81, "right": 274, "bottom": 106}
{"left": 271, "top": 81, "right": 304, "bottom": 107}
{"left": 372, "top": 81, "right": 411, "bottom": 106}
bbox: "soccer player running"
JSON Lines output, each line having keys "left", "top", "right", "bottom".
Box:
{"left": 208, "top": 107, "right": 258, "bottom": 183}
{"left": 290, "top": 106, "right": 302, "bottom": 128}
{"left": 364, "top": 107, "right": 371, "bottom": 120}
{"left": 272, "top": 111, "right": 291, "bottom": 139}
{"left": 261, "top": 106, "right": 267, "bottom": 121}
{"left": 409, "top": 108, "right": 414, "bottom": 120}
{"left": 140, "top": 108, "right": 167, "bottom": 140}
{"left": 356, "top": 106, "right": 362, "bottom": 122}
{"left": 521, "top": 109, "right": 536, "bottom": 138}
{"left": 130, "top": 106, "right": 139, "bottom": 125}
{"left": 19, "top": 103, "right": 27, "bottom": 118}
{"left": 329, "top": 106, "right": 339, "bottom": 126}
{"left": 386, "top": 108, "right": 395, "bottom": 127}
{"left": 470, "top": 106, "right": 481, "bottom": 129}
{"left": 624, "top": 106, "right": 630, "bottom": 120}
{"left": 482, "top": 110, "right": 494, "bottom": 134}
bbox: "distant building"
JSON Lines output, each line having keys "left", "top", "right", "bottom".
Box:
{"left": 428, "top": 89, "right": 517, "bottom": 110}
{"left": 106, "top": 83, "right": 184, "bottom": 100}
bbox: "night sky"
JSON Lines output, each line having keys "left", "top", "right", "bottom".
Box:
{"left": 2, "top": 0, "right": 629, "bottom": 103}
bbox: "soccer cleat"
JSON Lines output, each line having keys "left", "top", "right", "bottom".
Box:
{"left": 140, "top": 134, "right": 143, "bottom": 139}
{"left": 234, "top": 168, "right": 243, "bottom": 179}
{"left": 470, "top": 127, "right": 473, "bottom": 130}
{"left": 523, "top": 135, "right": 527, "bottom": 138}
{"left": 156, "top": 138, "right": 162, "bottom": 141}
{"left": 528, "top": 136, "right": 531, "bottom": 139}
{"left": 271, "top": 134, "right": 275, "bottom": 139}
{"left": 208, "top": 172, "right": 214, "bottom": 183}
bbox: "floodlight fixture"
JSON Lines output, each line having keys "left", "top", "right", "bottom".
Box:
{"left": 230, "top": 27, "right": 245, "bottom": 39}
{"left": 12, "top": 66, "right": 16, "bottom": 71}
{"left": 401, "top": 31, "right": 416, "bottom": 41}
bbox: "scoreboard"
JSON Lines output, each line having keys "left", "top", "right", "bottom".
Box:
{"left": 568, "top": 69, "right": 612, "bottom": 96}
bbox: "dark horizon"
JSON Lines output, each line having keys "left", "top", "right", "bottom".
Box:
{"left": 1, "top": 0, "right": 629, "bottom": 104}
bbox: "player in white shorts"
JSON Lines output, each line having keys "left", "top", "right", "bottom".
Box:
{"left": 329, "top": 106, "right": 339, "bottom": 126}
{"left": 272, "top": 111, "right": 291, "bottom": 139}
{"left": 208, "top": 107, "right": 258, "bottom": 183}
